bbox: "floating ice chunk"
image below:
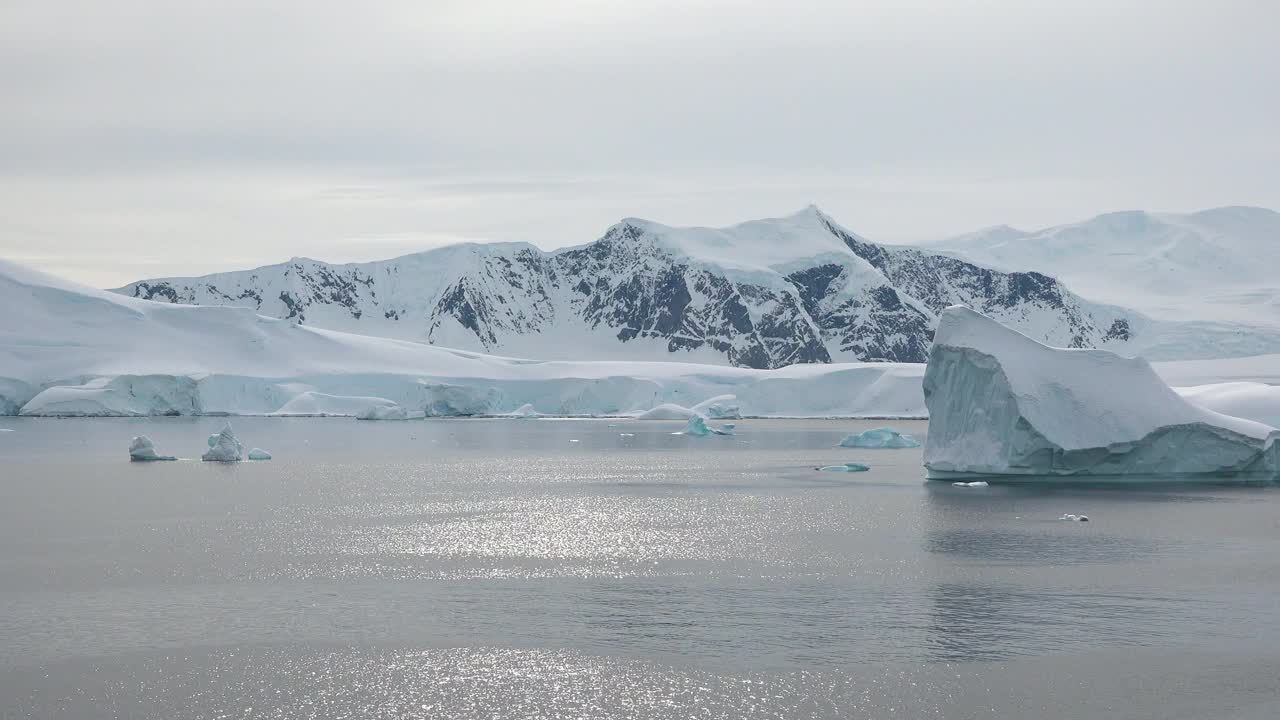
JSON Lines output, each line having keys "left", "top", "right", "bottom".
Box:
{"left": 201, "top": 423, "right": 244, "bottom": 462}
{"left": 619, "top": 433, "right": 635, "bottom": 437}
{"left": 681, "top": 416, "right": 714, "bottom": 436}
{"left": 923, "top": 306, "right": 1280, "bottom": 479}
{"left": 1060, "top": 513, "right": 1090, "bottom": 522}
{"left": 817, "top": 463, "right": 870, "bottom": 472}
{"left": 680, "top": 416, "right": 735, "bottom": 437}
{"left": 128, "top": 435, "right": 176, "bottom": 461}
{"left": 247, "top": 448, "right": 272, "bottom": 460}
{"left": 839, "top": 427, "right": 921, "bottom": 449}
{"left": 356, "top": 404, "right": 424, "bottom": 421}
{"left": 951, "top": 481, "right": 989, "bottom": 488}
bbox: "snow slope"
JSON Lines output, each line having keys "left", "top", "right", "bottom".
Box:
{"left": 0, "top": 259, "right": 926, "bottom": 418}
{"left": 932, "top": 206, "right": 1280, "bottom": 328}
{"left": 922, "top": 306, "right": 1278, "bottom": 479}
{"left": 6, "top": 260, "right": 1279, "bottom": 422}
{"left": 115, "top": 207, "right": 1156, "bottom": 367}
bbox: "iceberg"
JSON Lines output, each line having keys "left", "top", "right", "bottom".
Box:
{"left": 923, "top": 306, "right": 1280, "bottom": 479}
{"left": 817, "top": 462, "right": 870, "bottom": 472}
{"left": 838, "top": 427, "right": 921, "bottom": 449}
{"left": 247, "top": 448, "right": 272, "bottom": 460}
{"left": 128, "top": 435, "right": 176, "bottom": 462}
{"left": 679, "top": 416, "right": 734, "bottom": 437}
{"left": 202, "top": 423, "right": 245, "bottom": 462}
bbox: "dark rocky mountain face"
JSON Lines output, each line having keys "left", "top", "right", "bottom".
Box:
{"left": 118, "top": 210, "right": 1132, "bottom": 369}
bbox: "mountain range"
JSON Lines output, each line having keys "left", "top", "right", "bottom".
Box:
{"left": 115, "top": 206, "right": 1280, "bottom": 368}
{"left": 931, "top": 206, "right": 1280, "bottom": 327}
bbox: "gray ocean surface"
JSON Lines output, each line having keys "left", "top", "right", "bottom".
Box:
{"left": 1, "top": 417, "right": 1279, "bottom": 719}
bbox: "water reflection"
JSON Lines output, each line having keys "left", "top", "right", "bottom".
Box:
{"left": 925, "top": 527, "right": 1165, "bottom": 565}
{"left": 924, "top": 582, "right": 1186, "bottom": 662}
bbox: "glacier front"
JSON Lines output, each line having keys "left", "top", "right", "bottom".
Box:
{"left": 922, "top": 306, "right": 1279, "bottom": 479}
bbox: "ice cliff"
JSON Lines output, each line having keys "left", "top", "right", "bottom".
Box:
{"left": 922, "top": 306, "right": 1279, "bottom": 479}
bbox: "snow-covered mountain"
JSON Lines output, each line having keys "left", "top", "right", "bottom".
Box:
{"left": 116, "top": 207, "right": 1142, "bottom": 368}
{"left": 0, "top": 258, "right": 928, "bottom": 417}
{"left": 932, "top": 206, "right": 1280, "bottom": 327}
{"left": 5, "top": 258, "right": 1278, "bottom": 423}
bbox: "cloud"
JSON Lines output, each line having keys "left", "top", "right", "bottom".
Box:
{"left": 0, "top": 0, "right": 1277, "bottom": 285}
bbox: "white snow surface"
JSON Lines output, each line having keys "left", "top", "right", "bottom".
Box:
{"left": 932, "top": 206, "right": 1280, "bottom": 328}
{"left": 3, "top": 260, "right": 1278, "bottom": 424}
{"left": 923, "top": 307, "right": 1279, "bottom": 478}
{"left": 0, "top": 259, "right": 924, "bottom": 418}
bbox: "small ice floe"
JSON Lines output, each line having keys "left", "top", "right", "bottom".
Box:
{"left": 951, "top": 481, "right": 989, "bottom": 488}
{"left": 619, "top": 433, "right": 635, "bottom": 437}
{"left": 1059, "top": 513, "right": 1090, "bottom": 522}
{"left": 569, "top": 439, "right": 580, "bottom": 443}
{"left": 201, "top": 423, "right": 245, "bottom": 462}
{"left": 816, "top": 463, "right": 871, "bottom": 472}
{"left": 0, "top": 428, "right": 13, "bottom": 432}
{"left": 678, "top": 416, "right": 735, "bottom": 437}
{"left": 128, "top": 435, "right": 176, "bottom": 462}
{"left": 247, "top": 448, "right": 272, "bottom": 461}
{"left": 838, "top": 427, "right": 921, "bottom": 449}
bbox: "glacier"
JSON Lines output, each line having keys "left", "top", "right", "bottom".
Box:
{"left": 128, "top": 435, "right": 176, "bottom": 462}
{"left": 922, "top": 306, "right": 1280, "bottom": 480}
{"left": 2, "top": 260, "right": 1279, "bottom": 424}
{"left": 356, "top": 404, "right": 426, "bottom": 421}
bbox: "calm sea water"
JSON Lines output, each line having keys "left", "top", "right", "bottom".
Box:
{"left": 1, "top": 417, "right": 1279, "bottom": 719}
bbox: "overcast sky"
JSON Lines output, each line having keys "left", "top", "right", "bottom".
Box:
{"left": 2, "top": 0, "right": 1277, "bottom": 287}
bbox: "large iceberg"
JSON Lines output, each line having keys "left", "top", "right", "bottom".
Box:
{"left": 128, "top": 435, "right": 176, "bottom": 462}
{"left": 923, "top": 306, "right": 1279, "bottom": 479}
{"left": 202, "top": 423, "right": 245, "bottom": 462}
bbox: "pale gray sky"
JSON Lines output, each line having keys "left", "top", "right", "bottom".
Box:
{"left": 2, "top": 0, "right": 1277, "bottom": 287}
